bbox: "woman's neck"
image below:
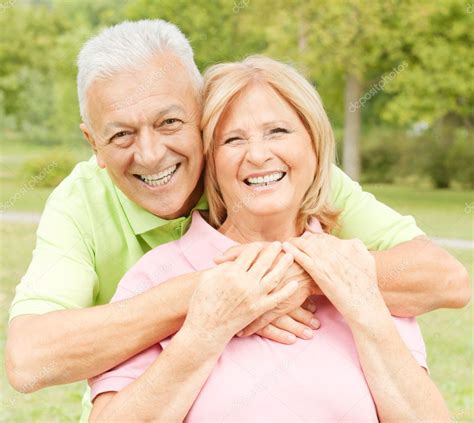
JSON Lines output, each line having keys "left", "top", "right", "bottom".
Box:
{"left": 218, "top": 211, "right": 304, "bottom": 243}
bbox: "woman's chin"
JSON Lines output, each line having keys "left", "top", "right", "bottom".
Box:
{"left": 243, "top": 202, "right": 291, "bottom": 217}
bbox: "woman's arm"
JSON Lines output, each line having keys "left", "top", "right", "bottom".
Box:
{"left": 348, "top": 305, "right": 449, "bottom": 421}
{"left": 90, "top": 243, "right": 299, "bottom": 421}
{"left": 90, "top": 325, "right": 226, "bottom": 422}
{"left": 283, "top": 235, "right": 450, "bottom": 422}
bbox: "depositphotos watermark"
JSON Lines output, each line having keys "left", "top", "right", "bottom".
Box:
{"left": 233, "top": 0, "right": 250, "bottom": 13}
{"left": 0, "top": 161, "right": 58, "bottom": 212}
{"left": 349, "top": 61, "right": 408, "bottom": 112}
{"left": 0, "top": 0, "right": 16, "bottom": 13}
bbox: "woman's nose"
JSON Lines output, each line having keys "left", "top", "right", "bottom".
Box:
{"left": 134, "top": 130, "right": 167, "bottom": 168}
{"left": 245, "top": 139, "right": 273, "bottom": 166}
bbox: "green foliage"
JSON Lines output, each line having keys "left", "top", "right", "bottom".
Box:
{"left": 22, "top": 149, "right": 77, "bottom": 188}
{"left": 447, "top": 129, "right": 474, "bottom": 189}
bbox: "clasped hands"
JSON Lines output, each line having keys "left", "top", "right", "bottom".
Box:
{"left": 186, "top": 232, "right": 382, "bottom": 346}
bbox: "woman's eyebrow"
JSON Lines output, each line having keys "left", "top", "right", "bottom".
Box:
{"left": 219, "top": 128, "right": 246, "bottom": 139}
{"left": 262, "top": 120, "right": 292, "bottom": 129}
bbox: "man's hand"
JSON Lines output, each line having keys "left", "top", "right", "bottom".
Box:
{"left": 214, "top": 243, "right": 322, "bottom": 344}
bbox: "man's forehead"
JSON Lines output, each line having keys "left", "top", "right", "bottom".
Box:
{"left": 86, "top": 59, "right": 199, "bottom": 129}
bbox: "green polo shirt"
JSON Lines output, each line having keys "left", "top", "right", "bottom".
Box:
{"left": 9, "top": 155, "right": 424, "bottom": 421}
{"left": 9, "top": 155, "right": 208, "bottom": 320}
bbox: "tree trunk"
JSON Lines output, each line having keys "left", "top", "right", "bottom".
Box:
{"left": 343, "top": 73, "right": 362, "bottom": 181}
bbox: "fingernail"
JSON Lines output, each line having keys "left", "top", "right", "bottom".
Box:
{"left": 303, "top": 328, "right": 313, "bottom": 339}
{"left": 311, "top": 319, "right": 320, "bottom": 329}
{"left": 287, "top": 333, "right": 297, "bottom": 343}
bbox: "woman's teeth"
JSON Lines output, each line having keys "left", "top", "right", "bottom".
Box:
{"left": 245, "top": 171, "right": 285, "bottom": 187}
{"left": 139, "top": 164, "right": 178, "bottom": 187}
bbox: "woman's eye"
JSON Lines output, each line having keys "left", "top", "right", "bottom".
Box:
{"left": 269, "top": 127, "right": 289, "bottom": 135}
{"left": 224, "top": 137, "right": 244, "bottom": 145}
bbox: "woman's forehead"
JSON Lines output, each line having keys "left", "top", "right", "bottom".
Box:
{"left": 217, "top": 82, "right": 299, "bottom": 132}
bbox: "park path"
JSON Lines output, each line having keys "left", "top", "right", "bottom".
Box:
{"left": 1, "top": 211, "right": 473, "bottom": 250}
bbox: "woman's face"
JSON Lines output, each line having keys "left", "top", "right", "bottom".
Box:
{"left": 213, "top": 82, "right": 317, "bottom": 221}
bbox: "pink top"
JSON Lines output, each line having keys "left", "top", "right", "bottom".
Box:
{"left": 89, "top": 211, "right": 427, "bottom": 421}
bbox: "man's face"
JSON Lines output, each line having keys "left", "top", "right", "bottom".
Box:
{"left": 81, "top": 53, "right": 204, "bottom": 219}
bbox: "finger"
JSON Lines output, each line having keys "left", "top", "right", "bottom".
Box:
{"left": 271, "top": 314, "right": 314, "bottom": 339}
{"left": 248, "top": 241, "right": 282, "bottom": 280}
{"left": 234, "top": 242, "right": 263, "bottom": 271}
{"left": 256, "top": 324, "right": 297, "bottom": 345}
{"left": 282, "top": 241, "right": 315, "bottom": 273}
{"left": 239, "top": 309, "right": 280, "bottom": 336}
{"left": 260, "top": 252, "right": 294, "bottom": 293}
{"left": 213, "top": 244, "right": 245, "bottom": 264}
{"left": 288, "top": 306, "right": 320, "bottom": 330}
{"left": 261, "top": 280, "right": 299, "bottom": 311}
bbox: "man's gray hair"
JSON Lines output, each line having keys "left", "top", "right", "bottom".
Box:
{"left": 77, "top": 19, "right": 203, "bottom": 125}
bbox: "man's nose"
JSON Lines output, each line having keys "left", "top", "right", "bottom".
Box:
{"left": 245, "top": 139, "right": 273, "bottom": 167}
{"left": 134, "top": 129, "right": 166, "bottom": 168}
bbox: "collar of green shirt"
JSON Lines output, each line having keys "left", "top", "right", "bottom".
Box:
{"left": 114, "top": 184, "right": 209, "bottom": 235}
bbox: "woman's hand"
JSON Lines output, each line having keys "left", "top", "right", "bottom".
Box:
{"left": 283, "top": 233, "right": 387, "bottom": 324}
{"left": 184, "top": 242, "right": 300, "bottom": 347}
{"left": 214, "top": 243, "right": 322, "bottom": 343}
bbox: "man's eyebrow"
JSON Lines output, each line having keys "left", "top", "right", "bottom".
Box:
{"left": 104, "top": 105, "right": 186, "bottom": 132}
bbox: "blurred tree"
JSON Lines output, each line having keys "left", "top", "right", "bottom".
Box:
{"left": 262, "top": 0, "right": 473, "bottom": 183}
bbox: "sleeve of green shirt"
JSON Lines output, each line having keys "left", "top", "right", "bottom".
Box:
{"left": 8, "top": 196, "right": 98, "bottom": 322}
{"left": 329, "top": 164, "right": 425, "bottom": 250}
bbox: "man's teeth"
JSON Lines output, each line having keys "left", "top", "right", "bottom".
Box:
{"left": 246, "top": 172, "right": 284, "bottom": 186}
{"left": 139, "top": 164, "right": 178, "bottom": 186}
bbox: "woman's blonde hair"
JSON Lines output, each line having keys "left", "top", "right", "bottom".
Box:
{"left": 201, "top": 55, "right": 339, "bottom": 233}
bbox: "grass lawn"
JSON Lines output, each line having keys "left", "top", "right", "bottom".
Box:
{"left": 364, "top": 184, "right": 474, "bottom": 241}
{"left": 0, "top": 142, "right": 90, "bottom": 213}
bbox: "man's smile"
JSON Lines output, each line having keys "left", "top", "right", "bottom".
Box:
{"left": 133, "top": 163, "right": 181, "bottom": 187}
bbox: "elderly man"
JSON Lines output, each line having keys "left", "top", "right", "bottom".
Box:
{"left": 5, "top": 19, "right": 470, "bottom": 421}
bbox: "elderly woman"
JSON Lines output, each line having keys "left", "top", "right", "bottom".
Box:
{"left": 89, "top": 56, "right": 449, "bottom": 422}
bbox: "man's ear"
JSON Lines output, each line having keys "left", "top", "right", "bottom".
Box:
{"left": 80, "top": 123, "right": 106, "bottom": 169}
{"left": 80, "top": 123, "right": 97, "bottom": 151}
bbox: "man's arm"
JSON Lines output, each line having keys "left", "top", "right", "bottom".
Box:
{"left": 372, "top": 235, "right": 470, "bottom": 316}
{"left": 5, "top": 270, "right": 197, "bottom": 392}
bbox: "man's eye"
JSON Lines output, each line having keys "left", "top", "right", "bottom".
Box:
{"left": 111, "top": 131, "right": 130, "bottom": 141}
{"left": 161, "top": 118, "right": 182, "bottom": 127}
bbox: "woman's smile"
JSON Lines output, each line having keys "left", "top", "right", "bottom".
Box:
{"left": 242, "top": 169, "right": 287, "bottom": 191}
